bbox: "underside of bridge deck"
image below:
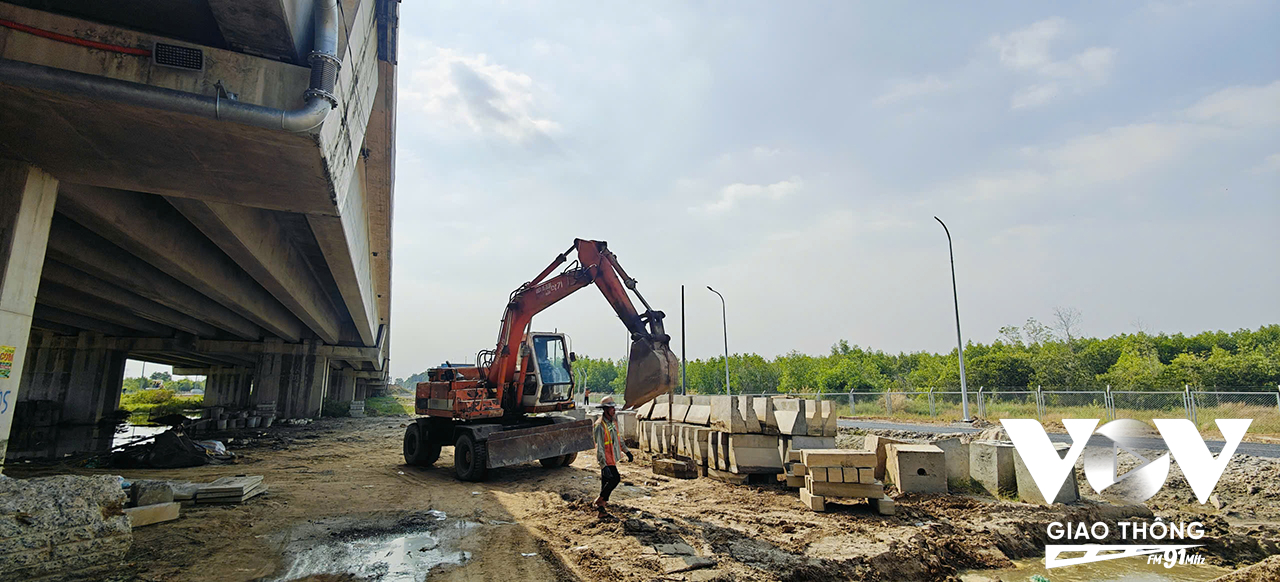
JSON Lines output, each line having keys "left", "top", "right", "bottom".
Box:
{"left": 0, "top": 0, "right": 399, "bottom": 464}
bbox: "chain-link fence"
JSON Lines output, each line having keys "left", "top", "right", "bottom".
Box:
{"left": 729, "top": 385, "right": 1280, "bottom": 435}
{"left": 604, "top": 385, "right": 1280, "bottom": 435}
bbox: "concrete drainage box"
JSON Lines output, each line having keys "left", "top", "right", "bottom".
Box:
{"left": 885, "top": 444, "right": 947, "bottom": 494}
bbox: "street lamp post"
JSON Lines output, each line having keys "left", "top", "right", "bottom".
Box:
{"left": 934, "top": 217, "right": 971, "bottom": 422}
{"left": 707, "top": 286, "right": 730, "bottom": 395}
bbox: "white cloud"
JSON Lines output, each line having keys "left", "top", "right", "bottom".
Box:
{"left": 751, "top": 146, "right": 782, "bottom": 157}
{"left": 874, "top": 75, "right": 952, "bottom": 106}
{"left": 1010, "top": 84, "right": 1061, "bottom": 109}
{"left": 400, "top": 46, "right": 560, "bottom": 142}
{"left": 1183, "top": 80, "right": 1280, "bottom": 127}
{"left": 1253, "top": 153, "right": 1280, "bottom": 174}
{"left": 989, "top": 18, "right": 1115, "bottom": 109}
{"left": 693, "top": 177, "right": 804, "bottom": 214}
{"left": 956, "top": 80, "right": 1280, "bottom": 200}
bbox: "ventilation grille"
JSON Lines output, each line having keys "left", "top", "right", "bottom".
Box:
{"left": 153, "top": 43, "right": 203, "bottom": 71}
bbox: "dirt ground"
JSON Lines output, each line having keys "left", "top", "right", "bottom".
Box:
{"left": 7, "top": 417, "right": 1280, "bottom": 581}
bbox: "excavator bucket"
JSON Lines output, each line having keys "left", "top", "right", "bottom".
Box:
{"left": 623, "top": 337, "right": 680, "bottom": 408}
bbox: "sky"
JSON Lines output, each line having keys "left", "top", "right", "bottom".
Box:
{"left": 127, "top": 1, "right": 1280, "bottom": 381}
{"left": 381, "top": 0, "right": 1280, "bottom": 380}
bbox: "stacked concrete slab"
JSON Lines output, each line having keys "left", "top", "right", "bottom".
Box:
{"left": 793, "top": 449, "right": 894, "bottom": 514}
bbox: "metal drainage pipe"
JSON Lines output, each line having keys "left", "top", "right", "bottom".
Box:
{"left": 0, "top": 0, "right": 340, "bottom": 133}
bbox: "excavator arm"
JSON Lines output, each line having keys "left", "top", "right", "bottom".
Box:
{"left": 486, "top": 239, "right": 679, "bottom": 409}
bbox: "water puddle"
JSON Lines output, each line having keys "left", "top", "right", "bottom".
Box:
{"left": 273, "top": 512, "right": 478, "bottom": 581}
{"left": 961, "top": 556, "right": 1229, "bottom": 582}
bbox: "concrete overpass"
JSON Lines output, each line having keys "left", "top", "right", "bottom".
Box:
{"left": 0, "top": 0, "right": 398, "bottom": 462}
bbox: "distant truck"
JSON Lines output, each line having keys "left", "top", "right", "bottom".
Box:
{"left": 402, "top": 239, "right": 677, "bottom": 480}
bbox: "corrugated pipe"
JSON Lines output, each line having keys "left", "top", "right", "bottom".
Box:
{"left": 0, "top": 0, "right": 340, "bottom": 133}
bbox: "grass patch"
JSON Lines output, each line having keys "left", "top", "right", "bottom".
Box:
{"left": 364, "top": 396, "right": 413, "bottom": 417}
{"left": 118, "top": 389, "right": 203, "bottom": 424}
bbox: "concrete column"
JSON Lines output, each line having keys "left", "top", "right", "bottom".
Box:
{"left": 0, "top": 161, "right": 58, "bottom": 467}
{"left": 250, "top": 339, "right": 284, "bottom": 412}
{"left": 203, "top": 366, "right": 224, "bottom": 407}
{"left": 335, "top": 368, "right": 356, "bottom": 402}
{"left": 233, "top": 368, "right": 252, "bottom": 409}
{"left": 277, "top": 340, "right": 329, "bottom": 419}
{"left": 60, "top": 333, "right": 124, "bottom": 424}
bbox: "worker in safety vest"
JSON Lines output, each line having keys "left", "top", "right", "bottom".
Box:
{"left": 591, "top": 395, "right": 632, "bottom": 511}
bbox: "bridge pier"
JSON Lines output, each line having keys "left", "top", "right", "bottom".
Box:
{"left": 0, "top": 161, "right": 58, "bottom": 469}
{"left": 333, "top": 368, "right": 357, "bottom": 403}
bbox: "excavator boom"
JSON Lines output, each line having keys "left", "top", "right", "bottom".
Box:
{"left": 489, "top": 239, "right": 678, "bottom": 409}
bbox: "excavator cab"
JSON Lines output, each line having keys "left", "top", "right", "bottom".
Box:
{"left": 520, "top": 332, "right": 575, "bottom": 408}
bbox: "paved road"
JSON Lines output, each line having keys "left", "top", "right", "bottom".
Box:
{"left": 837, "top": 419, "right": 1280, "bottom": 459}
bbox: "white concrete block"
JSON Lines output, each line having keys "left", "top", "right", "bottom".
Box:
{"left": 772, "top": 399, "right": 808, "bottom": 436}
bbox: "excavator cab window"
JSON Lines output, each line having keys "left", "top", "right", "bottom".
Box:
{"left": 527, "top": 334, "right": 573, "bottom": 405}
{"left": 533, "top": 335, "right": 572, "bottom": 386}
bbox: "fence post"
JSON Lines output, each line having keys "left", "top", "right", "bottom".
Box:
{"left": 885, "top": 391, "right": 892, "bottom": 415}
{"left": 1183, "top": 385, "right": 1193, "bottom": 423}
{"left": 977, "top": 387, "right": 985, "bottom": 418}
{"left": 1036, "top": 385, "right": 1044, "bottom": 420}
{"left": 929, "top": 387, "right": 935, "bottom": 417}
{"left": 1275, "top": 385, "right": 1279, "bottom": 415}
{"left": 1105, "top": 385, "right": 1113, "bottom": 421}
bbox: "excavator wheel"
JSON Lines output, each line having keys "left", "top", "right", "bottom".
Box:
{"left": 403, "top": 423, "right": 441, "bottom": 467}
{"left": 538, "top": 452, "right": 577, "bottom": 469}
{"left": 454, "top": 433, "right": 489, "bottom": 481}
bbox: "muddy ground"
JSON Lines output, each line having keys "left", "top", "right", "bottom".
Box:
{"left": 7, "top": 417, "right": 1280, "bottom": 581}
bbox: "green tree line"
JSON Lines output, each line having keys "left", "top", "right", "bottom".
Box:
{"left": 395, "top": 321, "right": 1280, "bottom": 395}
{"left": 121, "top": 371, "right": 205, "bottom": 394}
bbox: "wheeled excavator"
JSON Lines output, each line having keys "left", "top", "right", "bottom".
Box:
{"left": 402, "top": 239, "right": 680, "bottom": 480}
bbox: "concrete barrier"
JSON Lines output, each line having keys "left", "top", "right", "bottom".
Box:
{"left": 670, "top": 396, "right": 693, "bottom": 423}
{"left": 738, "top": 395, "right": 762, "bottom": 433}
{"left": 685, "top": 396, "right": 712, "bottom": 426}
{"left": 726, "top": 433, "right": 782, "bottom": 473}
{"left": 932, "top": 437, "right": 970, "bottom": 491}
{"left": 753, "top": 397, "right": 778, "bottom": 435}
{"left": 970, "top": 440, "right": 1017, "bottom": 497}
{"left": 1013, "top": 444, "right": 1080, "bottom": 505}
{"left": 772, "top": 399, "right": 808, "bottom": 436}
{"left": 805, "top": 399, "right": 825, "bottom": 436}
{"left": 709, "top": 396, "right": 746, "bottom": 433}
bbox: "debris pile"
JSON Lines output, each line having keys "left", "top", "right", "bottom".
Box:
{"left": 0, "top": 474, "right": 132, "bottom": 580}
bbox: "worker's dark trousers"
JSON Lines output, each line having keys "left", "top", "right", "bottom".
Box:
{"left": 600, "top": 465, "right": 621, "bottom": 501}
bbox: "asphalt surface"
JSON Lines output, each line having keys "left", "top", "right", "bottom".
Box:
{"left": 837, "top": 419, "right": 1280, "bottom": 459}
